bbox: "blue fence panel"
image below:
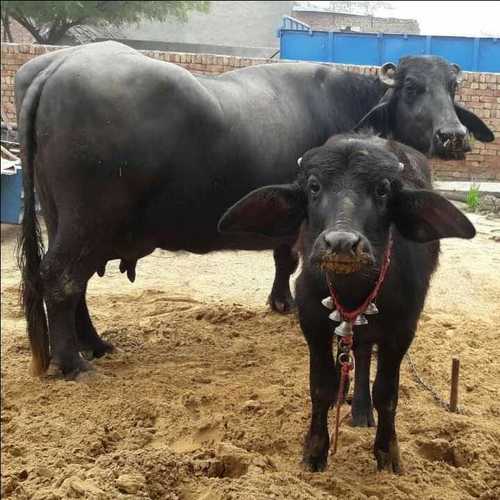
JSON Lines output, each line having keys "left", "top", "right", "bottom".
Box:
{"left": 279, "top": 27, "right": 500, "bottom": 73}
{"left": 478, "top": 38, "right": 500, "bottom": 72}
{"left": 430, "top": 36, "right": 475, "bottom": 70}
{"left": 383, "top": 34, "right": 426, "bottom": 62}
{"left": 333, "top": 33, "right": 380, "bottom": 65}
{"left": 280, "top": 30, "right": 329, "bottom": 62}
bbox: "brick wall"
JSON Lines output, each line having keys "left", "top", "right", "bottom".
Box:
{"left": 1, "top": 43, "right": 499, "bottom": 181}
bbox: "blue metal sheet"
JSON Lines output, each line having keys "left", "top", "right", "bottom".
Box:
{"left": 1, "top": 170, "right": 23, "bottom": 224}
{"left": 478, "top": 38, "right": 500, "bottom": 72}
{"left": 430, "top": 36, "right": 475, "bottom": 70}
{"left": 280, "top": 30, "right": 329, "bottom": 62}
{"left": 383, "top": 34, "right": 426, "bottom": 63}
{"left": 279, "top": 29, "right": 500, "bottom": 73}
{"left": 333, "top": 33, "right": 379, "bottom": 65}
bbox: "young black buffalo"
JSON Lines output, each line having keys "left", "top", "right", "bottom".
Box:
{"left": 218, "top": 133, "right": 475, "bottom": 473}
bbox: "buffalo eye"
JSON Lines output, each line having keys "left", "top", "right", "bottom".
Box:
{"left": 375, "top": 179, "right": 391, "bottom": 199}
{"left": 449, "top": 80, "right": 458, "bottom": 96}
{"left": 307, "top": 177, "right": 321, "bottom": 197}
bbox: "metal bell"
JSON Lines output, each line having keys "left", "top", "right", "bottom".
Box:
{"left": 354, "top": 314, "right": 368, "bottom": 326}
{"left": 329, "top": 310, "right": 342, "bottom": 322}
{"left": 365, "top": 302, "right": 379, "bottom": 315}
{"left": 335, "top": 321, "right": 353, "bottom": 337}
{"left": 321, "top": 296, "right": 334, "bottom": 309}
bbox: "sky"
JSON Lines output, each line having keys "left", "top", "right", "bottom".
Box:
{"left": 301, "top": 2, "right": 500, "bottom": 37}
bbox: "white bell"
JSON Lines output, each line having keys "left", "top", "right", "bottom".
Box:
{"left": 329, "top": 310, "right": 342, "bottom": 322}
{"left": 335, "top": 321, "right": 353, "bottom": 337}
{"left": 321, "top": 296, "right": 334, "bottom": 309}
{"left": 354, "top": 314, "right": 368, "bottom": 325}
{"left": 365, "top": 302, "right": 379, "bottom": 315}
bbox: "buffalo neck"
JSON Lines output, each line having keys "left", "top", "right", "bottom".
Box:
{"left": 324, "top": 72, "right": 387, "bottom": 137}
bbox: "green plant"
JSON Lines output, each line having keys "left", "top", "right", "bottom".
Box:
{"left": 466, "top": 182, "right": 481, "bottom": 211}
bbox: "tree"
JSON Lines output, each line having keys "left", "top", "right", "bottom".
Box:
{"left": 1, "top": 1, "right": 209, "bottom": 45}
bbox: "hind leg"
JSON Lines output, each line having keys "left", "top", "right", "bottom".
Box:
{"left": 44, "top": 208, "right": 112, "bottom": 362}
{"left": 268, "top": 244, "right": 299, "bottom": 313}
{"left": 41, "top": 233, "right": 98, "bottom": 378}
{"left": 351, "top": 342, "right": 376, "bottom": 427}
{"left": 75, "top": 284, "right": 114, "bottom": 359}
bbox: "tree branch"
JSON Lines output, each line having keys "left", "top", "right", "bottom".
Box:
{"left": 10, "top": 9, "right": 45, "bottom": 43}
{"left": 1, "top": 13, "right": 13, "bottom": 42}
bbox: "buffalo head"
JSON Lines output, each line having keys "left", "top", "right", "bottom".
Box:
{"left": 218, "top": 134, "right": 475, "bottom": 284}
{"left": 356, "top": 56, "right": 495, "bottom": 159}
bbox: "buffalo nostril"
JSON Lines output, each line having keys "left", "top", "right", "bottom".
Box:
{"left": 436, "top": 128, "right": 466, "bottom": 146}
{"left": 324, "top": 231, "right": 361, "bottom": 255}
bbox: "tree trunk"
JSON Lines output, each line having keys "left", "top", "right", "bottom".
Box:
{"left": 2, "top": 13, "right": 13, "bottom": 42}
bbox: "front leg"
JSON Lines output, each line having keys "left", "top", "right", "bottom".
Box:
{"left": 372, "top": 337, "right": 412, "bottom": 474}
{"left": 298, "top": 296, "right": 337, "bottom": 472}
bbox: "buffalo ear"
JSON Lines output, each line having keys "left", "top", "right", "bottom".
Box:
{"left": 218, "top": 184, "right": 305, "bottom": 238}
{"left": 455, "top": 103, "right": 495, "bottom": 142}
{"left": 354, "top": 89, "right": 393, "bottom": 136}
{"left": 392, "top": 189, "right": 476, "bottom": 242}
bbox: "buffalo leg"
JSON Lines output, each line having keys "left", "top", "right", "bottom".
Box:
{"left": 40, "top": 235, "right": 97, "bottom": 378}
{"left": 297, "top": 289, "right": 338, "bottom": 472}
{"left": 351, "top": 342, "right": 375, "bottom": 427}
{"left": 75, "top": 284, "right": 114, "bottom": 359}
{"left": 372, "top": 338, "right": 411, "bottom": 473}
{"left": 268, "top": 244, "right": 299, "bottom": 313}
{"left": 302, "top": 330, "right": 337, "bottom": 472}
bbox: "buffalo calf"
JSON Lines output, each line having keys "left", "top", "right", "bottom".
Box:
{"left": 218, "top": 133, "right": 475, "bottom": 473}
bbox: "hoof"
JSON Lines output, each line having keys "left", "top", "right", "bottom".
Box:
{"left": 301, "top": 455, "right": 327, "bottom": 473}
{"left": 302, "top": 432, "right": 329, "bottom": 472}
{"left": 91, "top": 338, "right": 115, "bottom": 358}
{"left": 46, "top": 354, "right": 94, "bottom": 381}
{"left": 78, "top": 338, "right": 115, "bottom": 359}
{"left": 267, "top": 293, "right": 296, "bottom": 314}
{"left": 375, "top": 438, "right": 402, "bottom": 474}
{"left": 351, "top": 407, "right": 376, "bottom": 427}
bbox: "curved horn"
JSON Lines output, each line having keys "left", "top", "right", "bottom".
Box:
{"left": 451, "top": 63, "right": 463, "bottom": 83}
{"left": 379, "top": 62, "right": 397, "bottom": 87}
{"left": 297, "top": 156, "right": 302, "bottom": 167}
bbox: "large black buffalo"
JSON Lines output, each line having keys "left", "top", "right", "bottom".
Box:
{"left": 16, "top": 41, "right": 493, "bottom": 378}
{"left": 218, "top": 132, "right": 476, "bottom": 472}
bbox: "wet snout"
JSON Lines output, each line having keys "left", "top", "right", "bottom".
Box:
{"left": 324, "top": 231, "right": 361, "bottom": 255}
{"left": 433, "top": 123, "right": 471, "bottom": 159}
{"left": 312, "top": 230, "right": 374, "bottom": 274}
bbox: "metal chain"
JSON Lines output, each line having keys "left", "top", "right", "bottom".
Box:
{"left": 406, "top": 350, "right": 466, "bottom": 415}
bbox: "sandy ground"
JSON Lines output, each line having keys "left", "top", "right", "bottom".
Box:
{"left": 1, "top": 210, "right": 499, "bottom": 500}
